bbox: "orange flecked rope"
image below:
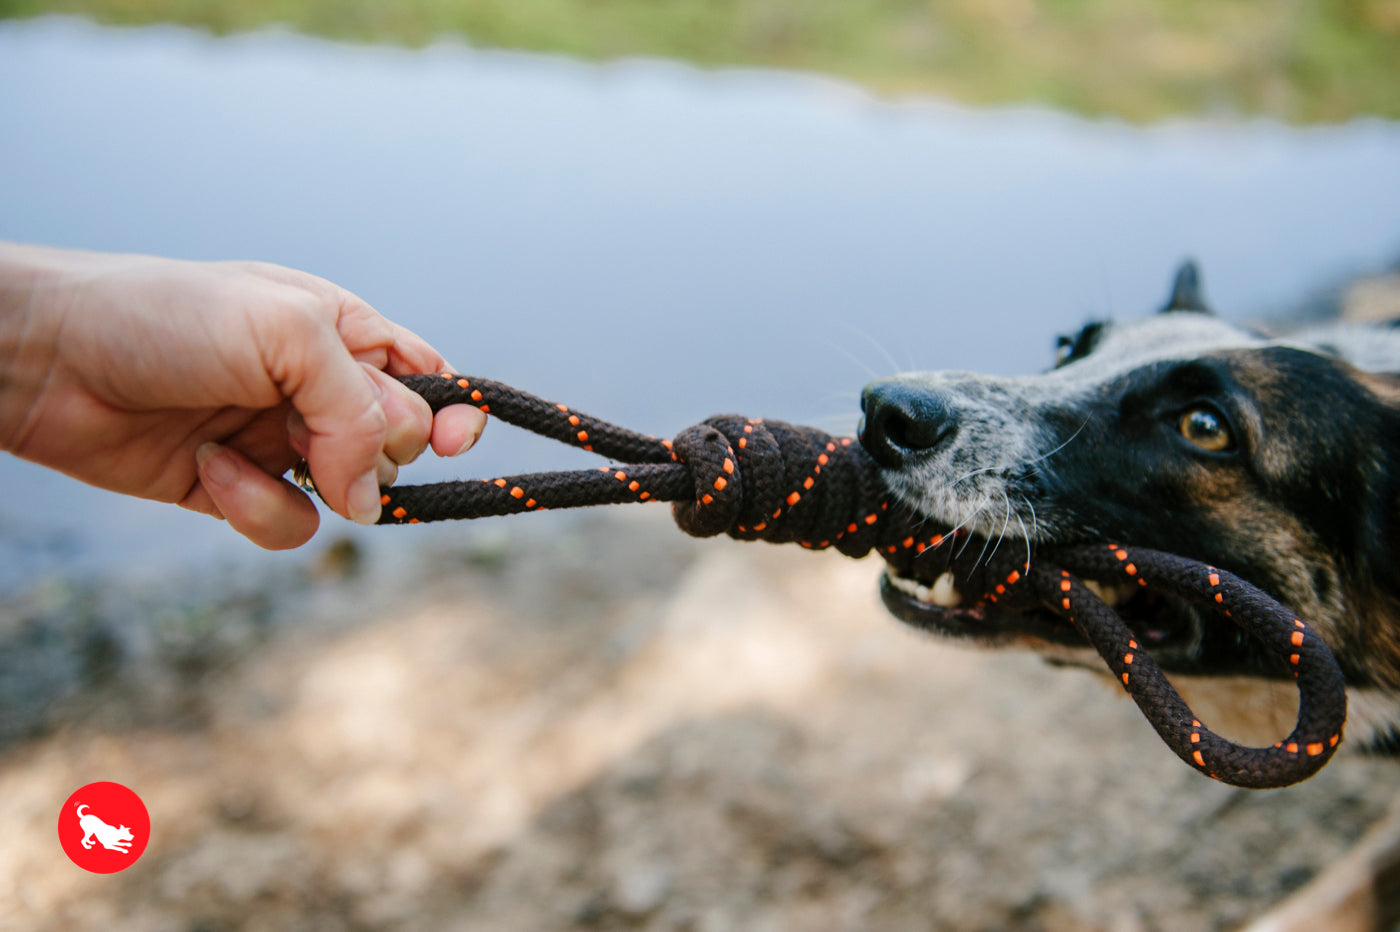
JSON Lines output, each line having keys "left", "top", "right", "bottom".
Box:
{"left": 348, "top": 373, "right": 1348, "bottom": 789}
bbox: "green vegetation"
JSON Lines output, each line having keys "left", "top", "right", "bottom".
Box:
{"left": 2, "top": 0, "right": 1398, "bottom": 122}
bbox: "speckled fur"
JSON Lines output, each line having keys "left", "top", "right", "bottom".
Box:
{"left": 869, "top": 269, "right": 1400, "bottom": 753}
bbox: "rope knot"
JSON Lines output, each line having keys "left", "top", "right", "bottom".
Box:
{"left": 669, "top": 421, "right": 745, "bottom": 537}
{"left": 670, "top": 415, "right": 895, "bottom": 556}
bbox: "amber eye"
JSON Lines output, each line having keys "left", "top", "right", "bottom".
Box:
{"left": 1179, "top": 406, "right": 1233, "bottom": 452}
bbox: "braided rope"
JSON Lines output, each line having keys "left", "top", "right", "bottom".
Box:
{"left": 364, "top": 373, "right": 1348, "bottom": 789}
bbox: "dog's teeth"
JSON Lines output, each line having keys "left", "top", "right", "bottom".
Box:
{"left": 930, "top": 571, "right": 962, "bottom": 607}
{"left": 888, "top": 573, "right": 916, "bottom": 595}
{"left": 888, "top": 570, "right": 961, "bottom": 608}
{"left": 889, "top": 574, "right": 928, "bottom": 601}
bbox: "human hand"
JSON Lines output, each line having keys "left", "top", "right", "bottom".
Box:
{"left": 0, "top": 242, "right": 485, "bottom": 549}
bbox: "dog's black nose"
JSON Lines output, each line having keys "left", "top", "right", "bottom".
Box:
{"left": 859, "top": 381, "right": 956, "bottom": 468}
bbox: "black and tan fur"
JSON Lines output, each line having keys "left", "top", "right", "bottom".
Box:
{"left": 859, "top": 262, "right": 1400, "bottom": 754}
{"left": 858, "top": 263, "right": 1400, "bottom": 928}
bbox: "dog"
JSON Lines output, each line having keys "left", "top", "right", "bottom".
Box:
{"left": 858, "top": 262, "right": 1400, "bottom": 929}
{"left": 75, "top": 802, "right": 135, "bottom": 854}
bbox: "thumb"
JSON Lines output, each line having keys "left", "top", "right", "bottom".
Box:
{"left": 287, "top": 325, "right": 388, "bottom": 526}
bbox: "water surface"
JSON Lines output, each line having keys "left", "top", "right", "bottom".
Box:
{"left": 3, "top": 17, "right": 1399, "bottom": 582}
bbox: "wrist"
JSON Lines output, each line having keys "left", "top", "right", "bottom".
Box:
{"left": 0, "top": 242, "right": 76, "bottom": 455}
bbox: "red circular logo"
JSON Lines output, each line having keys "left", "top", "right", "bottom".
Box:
{"left": 58, "top": 782, "right": 150, "bottom": 873}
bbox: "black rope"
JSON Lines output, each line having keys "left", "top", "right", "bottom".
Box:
{"left": 379, "top": 374, "right": 899, "bottom": 557}
{"left": 362, "top": 373, "right": 1348, "bottom": 789}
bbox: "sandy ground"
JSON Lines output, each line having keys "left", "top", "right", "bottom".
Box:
{"left": 0, "top": 509, "right": 1394, "bottom": 931}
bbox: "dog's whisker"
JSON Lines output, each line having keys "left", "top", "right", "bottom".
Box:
{"left": 1019, "top": 494, "right": 1039, "bottom": 544}
{"left": 979, "top": 492, "right": 1014, "bottom": 571}
{"left": 846, "top": 325, "right": 909, "bottom": 377}
{"left": 951, "top": 464, "right": 1002, "bottom": 489}
{"left": 955, "top": 501, "right": 993, "bottom": 559}
{"left": 940, "top": 500, "right": 973, "bottom": 555}
{"left": 1015, "top": 506, "right": 1032, "bottom": 569}
{"left": 953, "top": 415, "right": 1092, "bottom": 493}
{"left": 994, "top": 493, "right": 1014, "bottom": 557}
{"left": 820, "top": 336, "right": 884, "bottom": 381}
{"left": 941, "top": 512, "right": 977, "bottom": 550}
{"left": 827, "top": 326, "right": 914, "bottom": 380}
{"left": 1019, "top": 415, "right": 1092, "bottom": 471}
{"left": 972, "top": 514, "right": 997, "bottom": 571}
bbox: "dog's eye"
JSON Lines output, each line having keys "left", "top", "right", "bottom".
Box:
{"left": 1179, "top": 406, "right": 1233, "bottom": 452}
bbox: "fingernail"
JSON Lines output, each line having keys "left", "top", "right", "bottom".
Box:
{"left": 195, "top": 442, "right": 239, "bottom": 488}
{"left": 451, "top": 407, "right": 488, "bottom": 456}
{"left": 452, "top": 427, "right": 483, "bottom": 457}
{"left": 347, "top": 470, "right": 383, "bottom": 525}
{"left": 363, "top": 367, "right": 384, "bottom": 399}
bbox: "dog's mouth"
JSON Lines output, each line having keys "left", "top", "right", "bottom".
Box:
{"left": 878, "top": 530, "right": 1297, "bottom": 678}
{"left": 877, "top": 532, "right": 1203, "bottom": 662}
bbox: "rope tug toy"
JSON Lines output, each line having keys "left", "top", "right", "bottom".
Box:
{"left": 357, "top": 373, "right": 1348, "bottom": 790}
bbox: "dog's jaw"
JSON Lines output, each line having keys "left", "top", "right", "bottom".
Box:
{"left": 875, "top": 541, "right": 1224, "bottom": 673}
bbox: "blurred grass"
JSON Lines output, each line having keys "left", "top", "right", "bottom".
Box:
{"left": 1, "top": 0, "right": 1398, "bottom": 121}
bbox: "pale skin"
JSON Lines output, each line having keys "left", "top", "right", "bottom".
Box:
{"left": 0, "top": 241, "right": 486, "bottom": 550}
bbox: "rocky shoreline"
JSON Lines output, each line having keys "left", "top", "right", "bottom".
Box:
{"left": 1, "top": 507, "right": 1396, "bottom": 930}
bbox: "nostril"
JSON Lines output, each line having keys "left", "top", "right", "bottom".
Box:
{"left": 859, "top": 381, "right": 956, "bottom": 467}
{"left": 877, "top": 408, "right": 912, "bottom": 449}
{"left": 885, "top": 405, "right": 953, "bottom": 451}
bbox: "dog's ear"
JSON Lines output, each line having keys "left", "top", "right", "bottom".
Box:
{"left": 1160, "top": 260, "right": 1212, "bottom": 314}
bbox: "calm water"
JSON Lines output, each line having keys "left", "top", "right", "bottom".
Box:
{"left": 3, "top": 16, "right": 1400, "bottom": 583}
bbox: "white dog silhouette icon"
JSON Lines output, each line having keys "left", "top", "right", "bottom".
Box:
{"left": 75, "top": 802, "right": 135, "bottom": 854}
